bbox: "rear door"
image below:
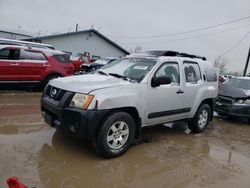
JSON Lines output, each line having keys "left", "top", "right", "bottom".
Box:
{"left": 0, "top": 48, "right": 21, "bottom": 81}
{"left": 19, "top": 50, "right": 47, "bottom": 81}
{"left": 182, "top": 61, "right": 203, "bottom": 110}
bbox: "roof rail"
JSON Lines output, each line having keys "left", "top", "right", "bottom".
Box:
{"left": 155, "top": 51, "right": 206, "bottom": 61}
{"left": 129, "top": 50, "right": 206, "bottom": 61}
{"left": 0, "top": 38, "right": 55, "bottom": 49}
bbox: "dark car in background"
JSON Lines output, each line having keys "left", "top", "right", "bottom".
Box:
{"left": 80, "top": 57, "right": 116, "bottom": 74}
{"left": 215, "top": 77, "right": 250, "bottom": 122}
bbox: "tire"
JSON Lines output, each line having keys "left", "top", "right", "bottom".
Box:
{"left": 38, "top": 74, "right": 61, "bottom": 90}
{"left": 188, "top": 103, "right": 211, "bottom": 133}
{"left": 94, "top": 112, "right": 135, "bottom": 158}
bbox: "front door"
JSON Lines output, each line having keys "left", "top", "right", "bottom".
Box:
{"left": 0, "top": 48, "right": 21, "bottom": 81}
{"left": 145, "top": 61, "right": 188, "bottom": 125}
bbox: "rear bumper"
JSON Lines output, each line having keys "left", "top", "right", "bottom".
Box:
{"left": 41, "top": 98, "right": 109, "bottom": 139}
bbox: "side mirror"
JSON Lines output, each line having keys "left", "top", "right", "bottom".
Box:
{"left": 151, "top": 76, "right": 171, "bottom": 87}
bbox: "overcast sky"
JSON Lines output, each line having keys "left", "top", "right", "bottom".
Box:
{"left": 0, "top": 0, "right": 250, "bottom": 73}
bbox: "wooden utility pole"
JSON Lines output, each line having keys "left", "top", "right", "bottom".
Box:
{"left": 243, "top": 46, "right": 250, "bottom": 76}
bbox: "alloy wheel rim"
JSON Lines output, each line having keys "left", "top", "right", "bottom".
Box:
{"left": 107, "top": 121, "right": 129, "bottom": 149}
{"left": 198, "top": 109, "right": 208, "bottom": 129}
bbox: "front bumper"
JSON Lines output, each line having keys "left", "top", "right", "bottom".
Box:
{"left": 41, "top": 98, "right": 109, "bottom": 140}
{"left": 215, "top": 101, "right": 250, "bottom": 118}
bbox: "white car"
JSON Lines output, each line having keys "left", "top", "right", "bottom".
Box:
{"left": 41, "top": 51, "right": 218, "bottom": 158}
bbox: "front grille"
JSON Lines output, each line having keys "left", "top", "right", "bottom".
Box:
{"left": 45, "top": 85, "right": 66, "bottom": 101}
{"left": 43, "top": 85, "right": 74, "bottom": 108}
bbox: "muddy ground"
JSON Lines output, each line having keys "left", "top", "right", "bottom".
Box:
{"left": 0, "top": 92, "right": 250, "bottom": 188}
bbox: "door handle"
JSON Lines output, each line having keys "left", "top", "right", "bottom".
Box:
{"left": 43, "top": 64, "right": 51, "bottom": 67}
{"left": 10, "top": 63, "right": 19, "bottom": 66}
{"left": 176, "top": 89, "right": 184, "bottom": 94}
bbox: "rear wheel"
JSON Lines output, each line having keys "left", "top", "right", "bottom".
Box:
{"left": 188, "top": 104, "right": 210, "bottom": 133}
{"left": 94, "top": 112, "right": 135, "bottom": 158}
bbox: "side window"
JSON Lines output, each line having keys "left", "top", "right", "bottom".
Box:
{"left": 20, "top": 50, "right": 47, "bottom": 61}
{"left": 205, "top": 65, "right": 217, "bottom": 82}
{"left": 0, "top": 49, "right": 20, "bottom": 60}
{"left": 184, "top": 61, "right": 201, "bottom": 83}
{"left": 0, "top": 49, "right": 11, "bottom": 59}
{"left": 155, "top": 62, "right": 180, "bottom": 85}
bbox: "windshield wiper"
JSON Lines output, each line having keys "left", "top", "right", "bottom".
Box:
{"left": 108, "top": 73, "right": 136, "bottom": 83}
{"left": 98, "top": 70, "right": 108, "bottom": 76}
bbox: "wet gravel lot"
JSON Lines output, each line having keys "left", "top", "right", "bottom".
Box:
{"left": 0, "top": 92, "right": 250, "bottom": 188}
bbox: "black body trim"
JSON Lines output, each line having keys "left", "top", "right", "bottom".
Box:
{"left": 41, "top": 98, "right": 110, "bottom": 139}
{"left": 148, "top": 107, "right": 191, "bottom": 119}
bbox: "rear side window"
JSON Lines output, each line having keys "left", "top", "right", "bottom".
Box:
{"left": 53, "top": 54, "right": 71, "bottom": 64}
{"left": 205, "top": 65, "right": 217, "bottom": 82}
{"left": 20, "top": 50, "right": 47, "bottom": 61}
{"left": 184, "top": 61, "right": 201, "bottom": 83}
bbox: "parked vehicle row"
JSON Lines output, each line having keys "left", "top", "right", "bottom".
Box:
{"left": 0, "top": 45, "right": 74, "bottom": 87}
{"left": 0, "top": 43, "right": 116, "bottom": 88}
{"left": 41, "top": 50, "right": 218, "bottom": 158}
{"left": 79, "top": 57, "right": 116, "bottom": 74}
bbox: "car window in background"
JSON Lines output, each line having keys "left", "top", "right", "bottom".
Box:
{"left": 53, "top": 54, "right": 71, "bottom": 64}
{"left": 0, "top": 49, "right": 10, "bottom": 59}
{"left": 225, "top": 78, "right": 250, "bottom": 90}
{"left": 0, "top": 49, "right": 20, "bottom": 60}
{"left": 20, "top": 50, "right": 47, "bottom": 61}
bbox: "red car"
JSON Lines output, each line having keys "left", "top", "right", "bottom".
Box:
{"left": 0, "top": 45, "right": 74, "bottom": 87}
{"left": 70, "top": 52, "right": 94, "bottom": 72}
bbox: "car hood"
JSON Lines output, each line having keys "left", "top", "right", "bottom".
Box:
{"left": 82, "top": 63, "right": 102, "bottom": 67}
{"left": 49, "top": 74, "right": 131, "bottom": 94}
{"left": 219, "top": 84, "right": 250, "bottom": 98}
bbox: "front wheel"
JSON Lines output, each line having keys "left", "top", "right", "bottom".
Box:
{"left": 94, "top": 112, "right": 135, "bottom": 158}
{"left": 188, "top": 104, "right": 211, "bottom": 133}
{"left": 38, "top": 75, "right": 61, "bottom": 90}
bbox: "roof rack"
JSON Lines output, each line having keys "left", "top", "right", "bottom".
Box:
{"left": 128, "top": 50, "right": 206, "bottom": 61}
{"left": 151, "top": 51, "right": 206, "bottom": 61}
{"left": 0, "top": 38, "right": 55, "bottom": 49}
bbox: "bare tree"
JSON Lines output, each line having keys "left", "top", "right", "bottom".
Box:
{"left": 129, "top": 45, "right": 143, "bottom": 53}
{"left": 134, "top": 45, "right": 142, "bottom": 52}
{"left": 214, "top": 55, "right": 228, "bottom": 74}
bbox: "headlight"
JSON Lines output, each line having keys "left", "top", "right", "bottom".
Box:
{"left": 235, "top": 99, "right": 250, "bottom": 106}
{"left": 70, "top": 93, "right": 94, "bottom": 109}
{"left": 244, "top": 99, "right": 250, "bottom": 105}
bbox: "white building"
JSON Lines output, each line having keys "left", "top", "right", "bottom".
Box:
{"left": 34, "top": 29, "right": 129, "bottom": 58}
{"left": 0, "top": 29, "right": 32, "bottom": 40}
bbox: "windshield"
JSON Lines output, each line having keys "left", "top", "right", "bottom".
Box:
{"left": 94, "top": 59, "right": 111, "bottom": 65}
{"left": 100, "top": 58, "right": 157, "bottom": 82}
{"left": 224, "top": 78, "right": 250, "bottom": 90}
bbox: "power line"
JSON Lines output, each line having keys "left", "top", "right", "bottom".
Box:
{"left": 222, "top": 30, "right": 250, "bottom": 56}
{"left": 119, "top": 23, "right": 250, "bottom": 45}
{"left": 108, "top": 15, "right": 250, "bottom": 39}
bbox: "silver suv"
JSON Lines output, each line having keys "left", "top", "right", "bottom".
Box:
{"left": 41, "top": 51, "right": 218, "bottom": 158}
